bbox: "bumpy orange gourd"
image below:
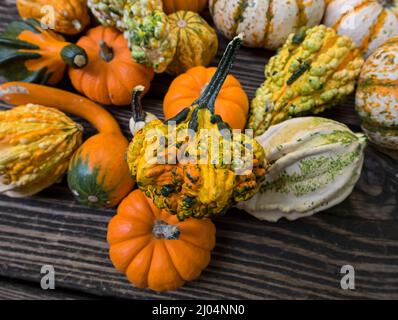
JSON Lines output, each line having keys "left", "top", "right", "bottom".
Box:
{"left": 108, "top": 189, "right": 216, "bottom": 292}
{"left": 163, "top": 0, "right": 208, "bottom": 14}
{"left": 163, "top": 66, "right": 249, "bottom": 130}
{"left": 16, "top": 0, "right": 90, "bottom": 35}
{"left": 69, "top": 26, "right": 154, "bottom": 106}
{"left": 0, "top": 82, "right": 134, "bottom": 208}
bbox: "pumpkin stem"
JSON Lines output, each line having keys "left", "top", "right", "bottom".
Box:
{"left": 152, "top": 220, "right": 180, "bottom": 240}
{"left": 196, "top": 33, "right": 244, "bottom": 112}
{"left": 131, "top": 85, "right": 146, "bottom": 122}
{"left": 99, "top": 40, "right": 114, "bottom": 62}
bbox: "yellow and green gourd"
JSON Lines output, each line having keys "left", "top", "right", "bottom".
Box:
{"left": 248, "top": 25, "right": 364, "bottom": 136}
{"left": 166, "top": 11, "right": 218, "bottom": 75}
{"left": 356, "top": 35, "right": 398, "bottom": 156}
{"left": 0, "top": 104, "right": 83, "bottom": 197}
{"left": 127, "top": 36, "right": 267, "bottom": 220}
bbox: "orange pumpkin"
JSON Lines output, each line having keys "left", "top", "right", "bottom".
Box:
{"left": 16, "top": 0, "right": 90, "bottom": 35}
{"left": 69, "top": 26, "right": 154, "bottom": 106}
{"left": 163, "top": 0, "right": 208, "bottom": 14}
{"left": 163, "top": 66, "right": 249, "bottom": 129}
{"left": 108, "top": 189, "right": 216, "bottom": 292}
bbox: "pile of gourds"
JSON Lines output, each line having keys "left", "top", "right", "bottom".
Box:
{"left": 0, "top": 0, "right": 397, "bottom": 292}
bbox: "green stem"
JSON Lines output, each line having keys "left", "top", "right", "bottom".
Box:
{"left": 99, "top": 40, "right": 114, "bottom": 62}
{"left": 152, "top": 221, "right": 180, "bottom": 240}
{"left": 195, "top": 34, "right": 244, "bottom": 113}
{"left": 131, "top": 85, "right": 146, "bottom": 122}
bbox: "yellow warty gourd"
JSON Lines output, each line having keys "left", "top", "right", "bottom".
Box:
{"left": 248, "top": 25, "right": 364, "bottom": 136}
{"left": 0, "top": 104, "right": 83, "bottom": 197}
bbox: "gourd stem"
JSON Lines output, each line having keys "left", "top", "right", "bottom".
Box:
{"left": 152, "top": 221, "right": 180, "bottom": 240}
{"left": 196, "top": 34, "right": 244, "bottom": 112}
{"left": 99, "top": 40, "right": 114, "bottom": 62}
{"left": 131, "top": 86, "right": 146, "bottom": 122}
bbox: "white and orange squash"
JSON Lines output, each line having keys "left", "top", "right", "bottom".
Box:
{"left": 209, "top": 0, "right": 326, "bottom": 49}
{"left": 324, "top": 0, "right": 398, "bottom": 58}
{"left": 356, "top": 36, "right": 398, "bottom": 156}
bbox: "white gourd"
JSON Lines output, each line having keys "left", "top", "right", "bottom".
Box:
{"left": 238, "top": 117, "right": 367, "bottom": 222}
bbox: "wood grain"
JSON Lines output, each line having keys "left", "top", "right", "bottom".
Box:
{"left": 0, "top": 0, "right": 397, "bottom": 300}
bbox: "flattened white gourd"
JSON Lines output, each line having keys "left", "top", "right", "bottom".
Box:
{"left": 238, "top": 117, "right": 367, "bottom": 222}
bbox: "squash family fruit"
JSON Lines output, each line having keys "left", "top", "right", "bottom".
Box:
{"left": 238, "top": 117, "right": 367, "bottom": 222}
{"left": 108, "top": 189, "right": 216, "bottom": 292}
{"left": 0, "top": 104, "right": 82, "bottom": 197}
{"left": 127, "top": 35, "right": 267, "bottom": 220}
{"left": 324, "top": 0, "right": 398, "bottom": 58}
{"left": 16, "top": 0, "right": 90, "bottom": 35}
{"left": 69, "top": 26, "right": 154, "bottom": 106}
{"left": 209, "top": 0, "right": 326, "bottom": 50}
{"left": 87, "top": 0, "right": 126, "bottom": 29}
{"left": 249, "top": 25, "right": 364, "bottom": 136}
{"left": 0, "top": 82, "right": 134, "bottom": 208}
{"left": 356, "top": 36, "right": 398, "bottom": 156}
{"left": 0, "top": 19, "right": 88, "bottom": 85}
{"left": 163, "top": 0, "right": 208, "bottom": 14}
{"left": 164, "top": 66, "right": 249, "bottom": 130}
{"left": 166, "top": 11, "right": 218, "bottom": 76}
{"left": 123, "top": 1, "right": 177, "bottom": 73}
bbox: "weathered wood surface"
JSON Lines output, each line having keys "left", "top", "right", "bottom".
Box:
{"left": 0, "top": 277, "right": 94, "bottom": 300}
{"left": 0, "top": 0, "right": 398, "bottom": 300}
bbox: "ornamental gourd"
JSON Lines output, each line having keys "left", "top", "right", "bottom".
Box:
{"left": 0, "top": 19, "right": 88, "bottom": 85}
{"left": 324, "top": 0, "right": 398, "bottom": 58}
{"left": 163, "top": 0, "right": 208, "bottom": 14}
{"left": 108, "top": 189, "right": 216, "bottom": 292}
{"left": 164, "top": 66, "right": 249, "bottom": 130}
{"left": 356, "top": 36, "right": 398, "bottom": 156}
{"left": 0, "top": 104, "right": 82, "bottom": 197}
{"left": 210, "top": 0, "right": 326, "bottom": 50}
{"left": 16, "top": 0, "right": 90, "bottom": 35}
{"left": 238, "top": 117, "right": 367, "bottom": 222}
{"left": 166, "top": 11, "right": 218, "bottom": 76}
{"left": 123, "top": 0, "right": 177, "bottom": 73}
{"left": 0, "top": 82, "right": 134, "bottom": 208}
{"left": 127, "top": 36, "right": 267, "bottom": 220}
{"left": 249, "top": 25, "right": 364, "bottom": 136}
{"left": 69, "top": 26, "right": 154, "bottom": 106}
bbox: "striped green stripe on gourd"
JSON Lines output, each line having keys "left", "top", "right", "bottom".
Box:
{"left": 324, "top": 0, "right": 398, "bottom": 58}
{"left": 238, "top": 117, "right": 367, "bottom": 222}
{"left": 166, "top": 11, "right": 218, "bottom": 75}
{"left": 209, "top": 0, "right": 325, "bottom": 49}
{"left": 356, "top": 35, "right": 398, "bottom": 155}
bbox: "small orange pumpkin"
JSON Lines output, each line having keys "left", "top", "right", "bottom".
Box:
{"left": 69, "top": 26, "right": 154, "bottom": 106}
{"left": 107, "top": 189, "right": 216, "bottom": 292}
{"left": 163, "top": 0, "right": 208, "bottom": 14}
{"left": 163, "top": 66, "right": 249, "bottom": 129}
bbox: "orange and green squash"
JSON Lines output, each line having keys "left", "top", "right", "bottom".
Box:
{"left": 127, "top": 35, "right": 267, "bottom": 220}
{"left": 69, "top": 26, "right": 154, "bottom": 106}
{"left": 0, "top": 82, "right": 134, "bottom": 208}
{"left": 0, "top": 19, "right": 88, "bottom": 85}
{"left": 16, "top": 0, "right": 90, "bottom": 35}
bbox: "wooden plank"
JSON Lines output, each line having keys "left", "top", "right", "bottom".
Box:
{"left": 0, "top": 277, "right": 94, "bottom": 300}
{"left": 0, "top": 0, "right": 397, "bottom": 300}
